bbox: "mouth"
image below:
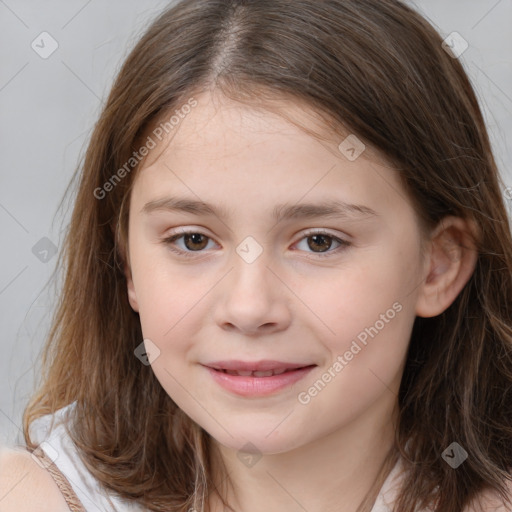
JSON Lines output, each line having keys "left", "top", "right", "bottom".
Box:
{"left": 203, "top": 359, "right": 316, "bottom": 373}
{"left": 212, "top": 366, "right": 315, "bottom": 377}
{"left": 201, "top": 362, "right": 317, "bottom": 397}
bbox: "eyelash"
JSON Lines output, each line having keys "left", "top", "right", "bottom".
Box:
{"left": 161, "top": 228, "right": 351, "bottom": 259}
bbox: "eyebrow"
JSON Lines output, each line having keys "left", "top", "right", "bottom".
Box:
{"left": 141, "top": 196, "right": 379, "bottom": 223}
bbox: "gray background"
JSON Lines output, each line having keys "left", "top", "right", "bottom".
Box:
{"left": 1, "top": 0, "right": 511, "bottom": 446}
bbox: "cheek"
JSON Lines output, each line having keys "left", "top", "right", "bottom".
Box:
{"left": 293, "top": 248, "right": 419, "bottom": 341}
{"left": 295, "top": 290, "right": 413, "bottom": 426}
{"left": 135, "top": 271, "right": 199, "bottom": 345}
{"left": 291, "top": 234, "right": 420, "bottom": 380}
{"left": 128, "top": 238, "right": 189, "bottom": 339}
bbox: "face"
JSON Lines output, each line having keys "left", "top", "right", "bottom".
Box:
{"left": 125, "top": 90, "right": 427, "bottom": 455}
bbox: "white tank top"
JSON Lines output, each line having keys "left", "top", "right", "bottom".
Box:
{"left": 28, "top": 401, "right": 408, "bottom": 512}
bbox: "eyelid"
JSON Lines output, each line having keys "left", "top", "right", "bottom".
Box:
{"left": 299, "top": 227, "right": 347, "bottom": 239}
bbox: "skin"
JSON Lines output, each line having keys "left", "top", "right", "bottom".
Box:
{"left": 124, "top": 90, "right": 478, "bottom": 512}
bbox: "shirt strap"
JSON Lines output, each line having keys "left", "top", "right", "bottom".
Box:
{"left": 29, "top": 446, "right": 86, "bottom": 512}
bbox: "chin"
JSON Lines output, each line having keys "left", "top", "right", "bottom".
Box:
{"left": 208, "top": 427, "right": 304, "bottom": 456}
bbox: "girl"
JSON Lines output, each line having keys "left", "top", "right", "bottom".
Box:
{"left": 1, "top": 0, "right": 512, "bottom": 511}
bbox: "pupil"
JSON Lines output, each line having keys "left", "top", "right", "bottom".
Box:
{"left": 309, "top": 234, "right": 331, "bottom": 252}
{"left": 185, "top": 233, "right": 208, "bottom": 251}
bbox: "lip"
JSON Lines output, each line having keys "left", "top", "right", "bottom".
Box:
{"left": 202, "top": 364, "right": 317, "bottom": 397}
{"left": 204, "top": 360, "right": 314, "bottom": 372}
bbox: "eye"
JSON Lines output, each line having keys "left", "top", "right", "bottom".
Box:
{"left": 293, "top": 229, "right": 351, "bottom": 258}
{"left": 161, "top": 228, "right": 351, "bottom": 259}
{"left": 162, "top": 229, "right": 217, "bottom": 258}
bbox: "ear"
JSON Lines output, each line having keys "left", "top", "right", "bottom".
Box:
{"left": 116, "top": 224, "right": 140, "bottom": 313}
{"left": 415, "top": 216, "right": 479, "bottom": 318}
{"left": 122, "top": 244, "right": 140, "bottom": 313}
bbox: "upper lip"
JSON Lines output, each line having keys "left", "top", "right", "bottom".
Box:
{"left": 203, "top": 360, "right": 316, "bottom": 372}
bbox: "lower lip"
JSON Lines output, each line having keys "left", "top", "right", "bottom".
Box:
{"left": 203, "top": 365, "right": 316, "bottom": 397}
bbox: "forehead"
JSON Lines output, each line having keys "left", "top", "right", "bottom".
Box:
{"left": 130, "top": 90, "right": 410, "bottom": 222}
{"left": 139, "top": 88, "right": 386, "bottom": 167}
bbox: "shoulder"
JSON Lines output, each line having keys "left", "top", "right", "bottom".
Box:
{"left": 465, "top": 476, "right": 512, "bottom": 512}
{"left": 0, "top": 446, "right": 70, "bottom": 511}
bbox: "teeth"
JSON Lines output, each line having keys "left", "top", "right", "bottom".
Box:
{"left": 226, "top": 370, "right": 253, "bottom": 376}
{"left": 222, "top": 368, "right": 296, "bottom": 377}
{"left": 253, "top": 370, "right": 275, "bottom": 377}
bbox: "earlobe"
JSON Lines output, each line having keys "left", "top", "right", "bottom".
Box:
{"left": 415, "top": 216, "right": 479, "bottom": 318}
{"left": 126, "top": 274, "right": 139, "bottom": 313}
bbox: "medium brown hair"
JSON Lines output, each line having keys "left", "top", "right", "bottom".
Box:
{"left": 23, "top": 1, "right": 512, "bottom": 511}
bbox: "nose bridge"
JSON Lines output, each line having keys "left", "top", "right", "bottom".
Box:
{"left": 209, "top": 220, "right": 293, "bottom": 336}
{"left": 235, "top": 234, "right": 266, "bottom": 266}
{"left": 229, "top": 234, "right": 273, "bottom": 297}
{"left": 214, "top": 233, "right": 289, "bottom": 333}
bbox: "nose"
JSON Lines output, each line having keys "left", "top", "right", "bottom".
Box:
{"left": 213, "top": 249, "right": 292, "bottom": 336}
